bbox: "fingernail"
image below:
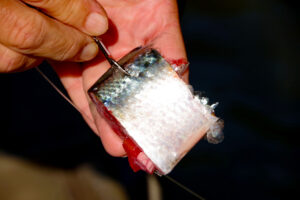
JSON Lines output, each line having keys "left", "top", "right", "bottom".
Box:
{"left": 85, "top": 12, "right": 108, "bottom": 36}
{"left": 79, "top": 42, "right": 98, "bottom": 61}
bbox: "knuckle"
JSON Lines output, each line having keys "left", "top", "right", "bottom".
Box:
{"left": 23, "top": 0, "right": 52, "bottom": 7}
{"left": 10, "top": 15, "right": 45, "bottom": 51}
{"left": 24, "top": 0, "right": 78, "bottom": 24}
{"left": 24, "top": 0, "right": 47, "bottom": 2}
{"left": 50, "top": 0, "right": 84, "bottom": 25}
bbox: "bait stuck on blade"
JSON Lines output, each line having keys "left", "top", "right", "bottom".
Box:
{"left": 88, "top": 46, "right": 224, "bottom": 175}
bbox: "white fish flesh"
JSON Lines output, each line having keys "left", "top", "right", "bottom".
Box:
{"left": 88, "top": 47, "right": 223, "bottom": 175}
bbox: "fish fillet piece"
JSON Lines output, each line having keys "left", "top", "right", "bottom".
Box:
{"left": 88, "top": 47, "right": 222, "bottom": 175}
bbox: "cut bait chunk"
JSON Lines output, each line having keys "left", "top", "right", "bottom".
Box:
{"left": 88, "top": 47, "right": 223, "bottom": 175}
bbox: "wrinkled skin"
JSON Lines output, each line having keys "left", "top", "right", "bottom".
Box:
{"left": 52, "top": 0, "right": 188, "bottom": 157}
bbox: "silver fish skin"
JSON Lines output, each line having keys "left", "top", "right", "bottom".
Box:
{"left": 89, "top": 47, "right": 222, "bottom": 175}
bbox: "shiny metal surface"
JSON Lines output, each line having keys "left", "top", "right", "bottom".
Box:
{"left": 93, "top": 37, "right": 130, "bottom": 75}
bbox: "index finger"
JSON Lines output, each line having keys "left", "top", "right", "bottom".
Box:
{"left": 22, "top": 0, "right": 108, "bottom": 36}
{"left": 0, "top": 0, "right": 98, "bottom": 62}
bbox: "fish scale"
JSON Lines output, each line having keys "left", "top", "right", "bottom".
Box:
{"left": 89, "top": 47, "right": 223, "bottom": 175}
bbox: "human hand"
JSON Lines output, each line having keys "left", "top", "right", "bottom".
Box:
{"left": 52, "top": 0, "right": 188, "bottom": 157}
{"left": 0, "top": 0, "right": 108, "bottom": 72}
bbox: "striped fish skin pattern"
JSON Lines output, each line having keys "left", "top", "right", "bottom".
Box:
{"left": 89, "top": 47, "right": 223, "bottom": 175}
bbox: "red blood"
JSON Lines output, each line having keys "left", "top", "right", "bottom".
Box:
{"left": 123, "top": 137, "right": 142, "bottom": 172}
{"left": 123, "top": 137, "right": 156, "bottom": 174}
{"left": 166, "top": 58, "right": 189, "bottom": 67}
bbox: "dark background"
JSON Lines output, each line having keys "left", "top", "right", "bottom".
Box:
{"left": 0, "top": 0, "right": 299, "bottom": 199}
